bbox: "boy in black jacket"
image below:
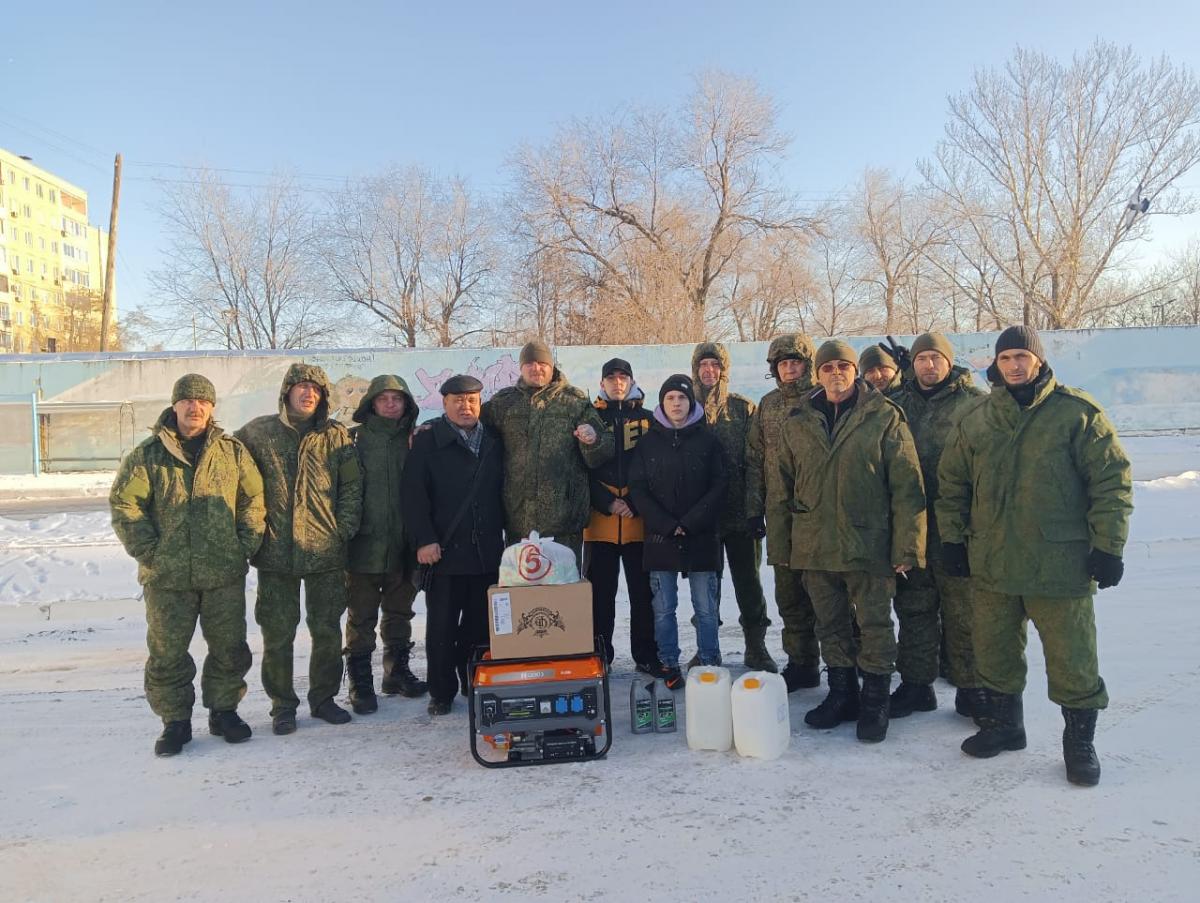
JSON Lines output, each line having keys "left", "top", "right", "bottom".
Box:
{"left": 628, "top": 374, "right": 728, "bottom": 689}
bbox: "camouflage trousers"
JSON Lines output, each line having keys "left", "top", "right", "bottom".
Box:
{"left": 803, "top": 570, "right": 896, "bottom": 675}
{"left": 893, "top": 564, "right": 977, "bottom": 687}
{"left": 255, "top": 569, "right": 347, "bottom": 717}
{"left": 718, "top": 532, "right": 770, "bottom": 632}
{"left": 773, "top": 565, "right": 819, "bottom": 666}
{"left": 972, "top": 588, "right": 1108, "bottom": 710}
{"left": 143, "top": 580, "right": 251, "bottom": 722}
{"left": 344, "top": 571, "right": 418, "bottom": 655}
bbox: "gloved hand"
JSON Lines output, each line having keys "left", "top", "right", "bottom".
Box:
{"left": 746, "top": 516, "right": 766, "bottom": 539}
{"left": 878, "top": 335, "right": 911, "bottom": 372}
{"left": 1088, "top": 548, "right": 1124, "bottom": 589}
{"left": 942, "top": 542, "right": 970, "bottom": 577}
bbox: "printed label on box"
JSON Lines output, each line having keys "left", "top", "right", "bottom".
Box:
{"left": 491, "top": 593, "right": 513, "bottom": 635}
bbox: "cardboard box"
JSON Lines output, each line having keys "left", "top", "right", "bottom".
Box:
{"left": 488, "top": 581, "right": 594, "bottom": 660}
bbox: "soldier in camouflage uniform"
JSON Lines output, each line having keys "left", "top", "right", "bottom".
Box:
{"left": 481, "top": 340, "right": 613, "bottom": 564}
{"left": 110, "top": 374, "right": 265, "bottom": 757}
{"left": 344, "top": 374, "right": 427, "bottom": 716}
{"left": 779, "top": 340, "right": 926, "bottom": 744}
{"left": 745, "top": 333, "right": 822, "bottom": 690}
{"left": 691, "top": 342, "right": 776, "bottom": 672}
{"left": 236, "top": 363, "right": 363, "bottom": 734}
{"left": 937, "top": 326, "right": 1132, "bottom": 786}
{"left": 888, "top": 333, "right": 987, "bottom": 720}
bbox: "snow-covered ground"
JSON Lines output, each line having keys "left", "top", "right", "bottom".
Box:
{"left": 1, "top": 437, "right": 1198, "bottom": 901}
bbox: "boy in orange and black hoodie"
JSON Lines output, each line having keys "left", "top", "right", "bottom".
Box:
{"left": 583, "top": 358, "right": 657, "bottom": 673}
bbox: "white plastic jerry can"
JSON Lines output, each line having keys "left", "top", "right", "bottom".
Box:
{"left": 685, "top": 666, "right": 734, "bottom": 752}
{"left": 731, "top": 671, "right": 791, "bottom": 760}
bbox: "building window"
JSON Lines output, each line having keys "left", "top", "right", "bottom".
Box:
{"left": 23, "top": 176, "right": 30, "bottom": 190}
{"left": 0, "top": 302, "right": 8, "bottom": 319}
{"left": 49, "top": 189, "right": 56, "bottom": 203}
{"left": 36, "top": 183, "right": 44, "bottom": 199}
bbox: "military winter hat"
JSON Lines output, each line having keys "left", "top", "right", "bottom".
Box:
{"left": 658, "top": 373, "right": 696, "bottom": 412}
{"left": 911, "top": 332, "right": 955, "bottom": 365}
{"left": 816, "top": 340, "right": 859, "bottom": 371}
{"left": 353, "top": 373, "right": 413, "bottom": 423}
{"left": 440, "top": 374, "right": 484, "bottom": 396}
{"left": 994, "top": 325, "right": 1046, "bottom": 361}
{"left": 519, "top": 340, "right": 554, "bottom": 366}
{"left": 767, "top": 333, "right": 814, "bottom": 364}
{"left": 171, "top": 373, "right": 216, "bottom": 405}
{"left": 857, "top": 345, "right": 889, "bottom": 373}
{"left": 602, "top": 357, "right": 633, "bottom": 378}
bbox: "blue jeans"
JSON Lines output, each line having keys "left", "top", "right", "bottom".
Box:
{"left": 649, "top": 571, "right": 721, "bottom": 667}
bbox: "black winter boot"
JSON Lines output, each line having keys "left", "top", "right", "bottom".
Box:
{"left": 154, "top": 720, "right": 192, "bottom": 757}
{"left": 346, "top": 652, "right": 378, "bottom": 714}
{"left": 889, "top": 682, "right": 937, "bottom": 718}
{"left": 1062, "top": 708, "right": 1101, "bottom": 787}
{"left": 382, "top": 643, "right": 429, "bottom": 698}
{"left": 312, "top": 698, "right": 352, "bottom": 725}
{"left": 857, "top": 672, "right": 892, "bottom": 743}
{"left": 208, "top": 709, "right": 252, "bottom": 743}
{"left": 804, "top": 666, "right": 860, "bottom": 729}
{"left": 742, "top": 626, "right": 778, "bottom": 673}
{"left": 955, "top": 687, "right": 988, "bottom": 722}
{"left": 782, "top": 659, "right": 821, "bottom": 692}
{"left": 961, "top": 690, "right": 1027, "bottom": 758}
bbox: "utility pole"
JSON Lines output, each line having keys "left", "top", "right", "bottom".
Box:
{"left": 99, "top": 153, "right": 121, "bottom": 351}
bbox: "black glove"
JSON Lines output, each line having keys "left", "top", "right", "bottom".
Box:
{"left": 1088, "top": 548, "right": 1124, "bottom": 589}
{"left": 942, "top": 542, "right": 970, "bottom": 577}
{"left": 747, "top": 516, "right": 766, "bottom": 539}
{"left": 878, "top": 335, "right": 911, "bottom": 372}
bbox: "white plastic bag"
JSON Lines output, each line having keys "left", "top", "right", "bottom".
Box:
{"left": 498, "top": 531, "right": 580, "bottom": 586}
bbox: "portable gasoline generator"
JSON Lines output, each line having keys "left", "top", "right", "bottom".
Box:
{"left": 468, "top": 646, "right": 612, "bottom": 768}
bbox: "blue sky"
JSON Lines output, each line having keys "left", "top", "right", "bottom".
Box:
{"left": 4, "top": 0, "right": 1199, "bottom": 318}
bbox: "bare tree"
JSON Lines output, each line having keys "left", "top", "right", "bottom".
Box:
{"left": 510, "top": 70, "right": 815, "bottom": 341}
{"left": 149, "top": 169, "right": 335, "bottom": 349}
{"left": 797, "top": 207, "right": 873, "bottom": 337}
{"left": 323, "top": 168, "right": 497, "bottom": 348}
{"left": 853, "top": 169, "right": 946, "bottom": 331}
{"left": 921, "top": 42, "right": 1200, "bottom": 328}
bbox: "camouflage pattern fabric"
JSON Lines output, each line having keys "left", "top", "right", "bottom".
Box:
{"left": 143, "top": 581, "right": 251, "bottom": 721}
{"left": 111, "top": 409, "right": 265, "bottom": 590}
{"left": 803, "top": 569, "right": 896, "bottom": 674}
{"left": 691, "top": 342, "right": 755, "bottom": 534}
{"left": 773, "top": 564, "right": 819, "bottom": 666}
{"left": 894, "top": 564, "right": 976, "bottom": 686}
{"left": 972, "top": 588, "right": 1108, "bottom": 709}
{"left": 482, "top": 369, "right": 613, "bottom": 540}
{"left": 255, "top": 568, "right": 349, "bottom": 715}
{"left": 345, "top": 572, "right": 418, "bottom": 655}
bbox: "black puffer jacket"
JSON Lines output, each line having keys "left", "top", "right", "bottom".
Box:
{"left": 628, "top": 410, "right": 728, "bottom": 572}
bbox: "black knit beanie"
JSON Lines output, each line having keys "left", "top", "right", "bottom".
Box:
{"left": 658, "top": 373, "right": 696, "bottom": 412}
{"left": 994, "top": 325, "right": 1046, "bottom": 361}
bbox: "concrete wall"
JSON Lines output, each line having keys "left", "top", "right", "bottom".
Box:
{"left": 0, "top": 326, "right": 1197, "bottom": 473}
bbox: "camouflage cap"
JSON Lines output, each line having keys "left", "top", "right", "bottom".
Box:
{"left": 767, "top": 333, "right": 815, "bottom": 364}
{"left": 171, "top": 373, "right": 216, "bottom": 405}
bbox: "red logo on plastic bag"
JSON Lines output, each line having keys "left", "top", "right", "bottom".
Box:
{"left": 517, "top": 543, "right": 552, "bottom": 582}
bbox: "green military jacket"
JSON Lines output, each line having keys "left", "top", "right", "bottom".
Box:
{"left": 110, "top": 408, "right": 265, "bottom": 591}
{"left": 889, "top": 366, "right": 985, "bottom": 562}
{"left": 482, "top": 368, "right": 613, "bottom": 539}
{"left": 779, "top": 380, "right": 927, "bottom": 576}
{"left": 347, "top": 414, "right": 413, "bottom": 575}
{"left": 936, "top": 368, "right": 1133, "bottom": 598}
{"left": 235, "top": 366, "right": 362, "bottom": 575}
{"left": 748, "top": 381, "right": 816, "bottom": 566}
{"left": 693, "top": 342, "right": 755, "bottom": 536}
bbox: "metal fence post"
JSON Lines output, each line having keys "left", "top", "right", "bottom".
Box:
{"left": 30, "top": 391, "right": 40, "bottom": 477}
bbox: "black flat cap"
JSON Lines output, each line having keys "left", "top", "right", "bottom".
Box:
{"left": 440, "top": 374, "right": 484, "bottom": 395}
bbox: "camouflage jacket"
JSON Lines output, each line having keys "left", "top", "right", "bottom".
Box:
{"left": 779, "top": 380, "right": 926, "bottom": 576}
{"left": 347, "top": 413, "right": 414, "bottom": 575}
{"left": 235, "top": 365, "right": 362, "bottom": 575}
{"left": 889, "top": 366, "right": 984, "bottom": 561}
{"left": 936, "top": 368, "right": 1133, "bottom": 597}
{"left": 110, "top": 408, "right": 265, "bottom": 591}
{"left": 746, "top": 346, "right": 817, "bottom": 566}
{"left": 693, "top": 342, "right": 755, "bottom": 535}
{"left": 482, "top": 369, "right": 613, "bottom": 539}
